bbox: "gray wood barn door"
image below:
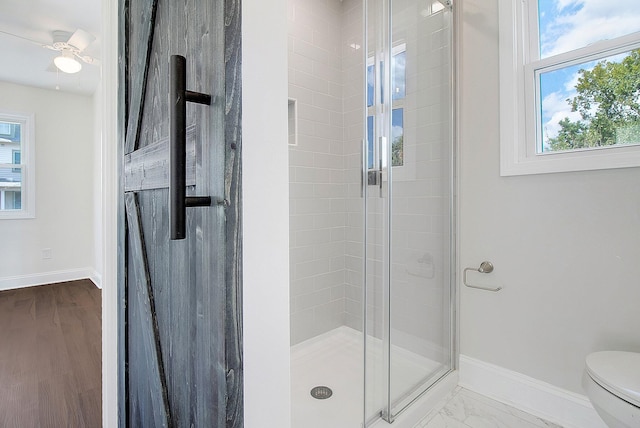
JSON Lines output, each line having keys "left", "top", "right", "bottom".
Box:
{"left": 117, "top": 0, "right": 242, "bottom": 426}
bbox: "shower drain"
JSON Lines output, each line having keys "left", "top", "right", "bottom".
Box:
{"left": 310, "top": 386, "right": 333, "bottom": 400}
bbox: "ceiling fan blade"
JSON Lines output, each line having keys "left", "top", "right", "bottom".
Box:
{"left": 0, "top": 29, "right": 47, "bottom": 47}
{"left": 73, "top": 53, "right": 100, "bottom": 66}
{"left": 67, "top": 29, "right": 95, "bottom": 52}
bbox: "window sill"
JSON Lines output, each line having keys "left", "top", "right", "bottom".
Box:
{"left": 0, "top": 210, "right": 35, "bottom": 220}
{"left": 500, "top": 142, "right": 640, "bottom": 176}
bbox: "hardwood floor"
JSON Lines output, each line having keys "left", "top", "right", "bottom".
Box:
{"left": 0, "top": 279, "right": 101, "bottom": 427}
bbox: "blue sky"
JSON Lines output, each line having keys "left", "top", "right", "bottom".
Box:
{"left": 535, "top": 0, "right": 640, "bottom": 149}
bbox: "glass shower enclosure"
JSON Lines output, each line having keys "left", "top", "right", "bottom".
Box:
{"left": 363, "top": 0, "right": 455, "bottom": 423}
{"left": 288, "top": 0, "right": 455, "bottom": 425}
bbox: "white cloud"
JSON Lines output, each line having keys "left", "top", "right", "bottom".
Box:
{"left": 555, "top": 0, "right": 581, "bottom": 12}
{"left": 564, "top": 68, "right": 583, "bottom": 91}
{"left": 541, "top": 0, "right": 640, "bottom": 58}
{"left": 392, "top": 125, "right": 403, "bottom": 140}
{"left": 541, "top": 90, "right": 582, "bottom": 138}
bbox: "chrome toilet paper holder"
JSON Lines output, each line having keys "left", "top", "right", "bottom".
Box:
{"left": 463, "top": 261, "right": 502, "bottom": 292}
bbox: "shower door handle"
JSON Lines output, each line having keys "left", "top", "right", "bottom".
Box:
{"left": 169, "top": 54, "right": 212, "bottom": 240}
{"left": 378, "top": 136, "right": 386, "bottom": 198}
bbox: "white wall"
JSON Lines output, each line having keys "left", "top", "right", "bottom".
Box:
{"left": 243, "top": 0, "right": 292, "bottom": 425}
{"left": 459, "top": 0, "right": 640, "bottom": 395}
{"left": 0, "top": 81, "right": 96, "bottom": 289}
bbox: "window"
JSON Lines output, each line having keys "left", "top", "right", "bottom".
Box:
{"left": 4, "top": 191, "right": 21, "bottom": 210}
{"left": 367, "top": 44, "right": 406, "bottom": 173}
{"left": 12, "top": 150, "right": 20, "bottom": 173}
{"left": 0, "top": 112, "right": 35, "bottom": 218}
{"left": 499, "top": 0, "right": 640, "bottom": 175}
{"left": 391, "top": 49, "right": 405, "bottom": 167}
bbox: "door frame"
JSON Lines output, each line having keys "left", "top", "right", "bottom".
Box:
{"left": 101, "top": 0, "right": 293, "bottom": 426}
{"left": 100, "top": 0, "right": 119, "bottom": 426}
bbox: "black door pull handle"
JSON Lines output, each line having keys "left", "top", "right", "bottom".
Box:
{"left": 170, "top": 54, "right": 212, "bottom": 240}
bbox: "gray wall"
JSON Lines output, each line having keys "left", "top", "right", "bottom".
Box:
{"left": 459, "top": 0, "right": 640, "bottom": 394}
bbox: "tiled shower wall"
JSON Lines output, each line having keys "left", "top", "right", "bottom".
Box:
{"left": 341, "top": 0, "right": 366, "bottom": 334}
{"left": 288, "top": 0, "right": 350, "bottom": 345}
{"left": 288, "top": 0, "right": 452, "bottom": 354}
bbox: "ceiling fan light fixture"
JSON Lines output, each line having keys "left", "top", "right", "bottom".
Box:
{"left": 54, "top": 51, "right": 82, "bottom": 74}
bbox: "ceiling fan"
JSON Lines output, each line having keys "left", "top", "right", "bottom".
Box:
{"left": 0, "top": 28, "right": 98, "bottom": 74}
{"left": 43, "top": 29, "right": 98, "bottom": 74}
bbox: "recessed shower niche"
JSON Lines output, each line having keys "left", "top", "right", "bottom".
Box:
{"left": 288, "top": 0, "right": 456, "bottom": 425}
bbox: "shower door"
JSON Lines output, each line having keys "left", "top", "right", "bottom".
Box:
{"left": 363, "top": 0, "right": 455, "bottom": 423}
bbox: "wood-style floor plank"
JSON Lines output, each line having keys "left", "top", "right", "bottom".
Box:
{"left": 0, "top": 279, "right": 102, "bottom": 427}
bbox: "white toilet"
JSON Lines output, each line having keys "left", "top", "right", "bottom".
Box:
{"left": 583, "top": 351, "right": 640, "bottom": 427}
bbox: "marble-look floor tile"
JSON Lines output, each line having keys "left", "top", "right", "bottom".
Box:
{"left": 456, "top": 390, "right": 562, "bottom": 428}
{"left": 415, "top": 386, "right": 463, "bottom": 427}
{"left": 422, "top": 413, "right": 471, "bottom": 428}
{"left": 416, "top": 388, "right": 563, "bottom": 428}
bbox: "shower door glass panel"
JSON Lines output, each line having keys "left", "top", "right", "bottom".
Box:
{"left": 364, "top": 0, "right": 454, "bottom": 424}
{"left": 387, "top": 0, "right": 454, "bottom": 418}
{"left": 364, "top": 0, "right": 391, "bottom": 423}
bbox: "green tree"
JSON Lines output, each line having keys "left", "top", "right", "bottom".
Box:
{"left": 547, "top": 49, "right": 640, "bottom": 151}
{"left": 392, "top": 135, "right": 403, "bottom": 166}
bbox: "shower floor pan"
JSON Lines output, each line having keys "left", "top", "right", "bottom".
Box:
{"left": 291, "top": 326, "right": 444, "bottom": 428}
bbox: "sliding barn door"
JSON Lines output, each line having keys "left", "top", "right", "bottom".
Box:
{"left": 117, "top": 0, "right": 242, "bottom": 426}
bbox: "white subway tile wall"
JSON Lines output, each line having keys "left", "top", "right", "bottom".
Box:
{"left": 288, "top": 0, "right": 452, "bottom": 355}
{"left": 288, "top": 0, "right": 358, "bottom": 345}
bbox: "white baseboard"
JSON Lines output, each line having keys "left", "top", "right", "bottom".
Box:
{"left": 90, "top": 270, "right": 102, "bottom": 289}
{"left": 459, "top": 355, "right": 606, "bottom": 428}
{"left": 0, "top": 267, "right": 100, "bottom": 291}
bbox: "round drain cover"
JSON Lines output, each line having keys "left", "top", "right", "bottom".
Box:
{"left": 310, "top": 386, "right": 333, "bottom": 400}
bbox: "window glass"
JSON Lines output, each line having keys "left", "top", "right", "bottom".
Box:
{"left": 392, "top": 51, "right": 406, "bottom": 100}
{"left": 0, "top": 122, "right": 20, "bottom": 141}
{"left": 538, "top": 0, "right": 640, "bottom": 59}
{"left": 5, "top": 191, "right": 21, "bottom": 210}
{"left": 0, "top": 113, "right": 32, "bottom": 217}
{"left": 392, "top": 109, "right": 403, "bottom": 166}
{"left": 0, "top": 167, "right": 22, "bottom": 211}
{"left": 539, "top": 49, "right": 640, "bottom": 153}
{"left": 367, "top": 64, "right": 375, "bottom": 108}
{"left": 12, "top": 150, "right": 21, "bottom": 173}
{"left": 367, "top": 45, "right": 406, "bottom": 170}
{"left": 391, "top": 49, "right": 405, "bottom": 166}
{"left": 1, "top": 120, "right": 23, "bottom": 212}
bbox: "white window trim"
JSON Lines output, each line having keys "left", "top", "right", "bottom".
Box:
{"left": 499, "top": 1, "right": 640, "bottom": 176}
{"left": 0, "top": 111, "right": 35, "bottom": 219}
